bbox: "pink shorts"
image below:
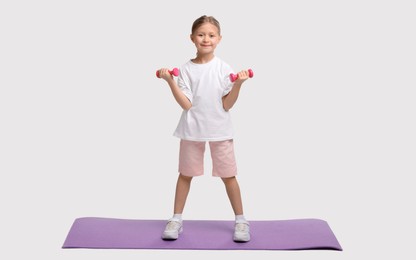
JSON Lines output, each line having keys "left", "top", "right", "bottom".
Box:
{"left": 179, "top": 139, "right": 237, "bottom": 178}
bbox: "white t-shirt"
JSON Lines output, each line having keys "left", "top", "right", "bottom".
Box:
{"left": 173, "top": 56, "right": 235, "bottom": 141}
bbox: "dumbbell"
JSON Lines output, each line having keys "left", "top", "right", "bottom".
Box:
{"left": 230, "top": 69, "right": 254, "bottom": 82}
{"left": 156, "top": 68, "right": 179, "bottom": 78}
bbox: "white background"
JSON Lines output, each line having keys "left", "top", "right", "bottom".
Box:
{"left": 1, "top": 0, "right": 415, "bottom": 259}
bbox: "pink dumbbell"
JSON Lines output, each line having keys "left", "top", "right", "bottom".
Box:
{"left": 156, "top": 68, "right": 179, "bottom": 78}
{"left": 230, "top": 69, "right": 254, "bottom": 82}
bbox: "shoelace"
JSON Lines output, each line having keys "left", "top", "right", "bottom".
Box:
{"left": 235, "top": 223, "right": 249, "bottom": 232}
{"left": 166, "top": 221, "right": 181, "bottom": 231}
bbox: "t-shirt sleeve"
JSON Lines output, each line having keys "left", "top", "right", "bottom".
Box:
{"left": 221, "top": 63, "right": 234, "bottom": 97}
{"left": 177, "top": 68, "right": 193, "bottom": 103}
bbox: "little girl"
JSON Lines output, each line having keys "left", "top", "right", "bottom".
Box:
{"left": 157, "top": 15, "right": 251, "bottom": 242}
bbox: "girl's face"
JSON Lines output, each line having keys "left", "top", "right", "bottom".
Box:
{"left": 190, "top": 23, "right": 222, "bottom": 56}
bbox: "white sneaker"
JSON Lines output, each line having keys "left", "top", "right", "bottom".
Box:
{"left": 162, "top": 220, "right": 183, "bottom": 240}
{"left": 233, "top": 222, "right": 250, "bottom": 242}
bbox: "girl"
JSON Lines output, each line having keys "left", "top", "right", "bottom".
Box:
{"left": 157, "top": 15, "right": 251, "bottom": 242}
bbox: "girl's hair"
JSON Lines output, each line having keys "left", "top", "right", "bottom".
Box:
{"left": 191, "top": 15, "right": 221, "bottom": 35}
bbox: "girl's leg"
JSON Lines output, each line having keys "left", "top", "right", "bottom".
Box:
{"left": 173, "top": 173, "right": 193, "bottom": 214}
{"left": 163, "top": 173, "right": 192, "bottom": 240}
{"left": 222, "top": 176, "right": 250, "bottom": 242}
{"left": 221, "top": 176, "right": 243, "bottom": 215}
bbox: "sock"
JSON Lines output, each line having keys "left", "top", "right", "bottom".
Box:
{"left": 171, "top": 214, "right": 182, "bottom": 222}
{"left": 235, "top": 214, "right": 248, "bottom": 224}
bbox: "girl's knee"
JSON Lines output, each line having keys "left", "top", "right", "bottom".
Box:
{"left": 179, "top": 173, "right": 193, "bottom": 182}
{"left": 221, "top": 176, "right": 236, "bottom": 184}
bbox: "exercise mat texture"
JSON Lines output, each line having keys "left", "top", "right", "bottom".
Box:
{"left": 62, "top": 217, "right": 342, "bottom": 251}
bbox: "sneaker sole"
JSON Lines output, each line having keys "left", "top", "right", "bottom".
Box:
{"left": 162, "top": 226, "right": 183, "bottom": 240}
{"left": 233, "top": 232, "right": 250, "bottom": 242}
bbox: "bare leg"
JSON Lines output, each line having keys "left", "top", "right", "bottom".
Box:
{"left": 221, "top": 176, "right": 244, "bottom": 215}
{"left": 173, "top": 173, "right": 193, "bottom": 214}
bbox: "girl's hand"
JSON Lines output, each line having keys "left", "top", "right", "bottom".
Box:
{"left": 157, "top": 68, "right": 174, "bottom": 82}
{"left": 233, "top": 70, "right": 250, "bottom": 84}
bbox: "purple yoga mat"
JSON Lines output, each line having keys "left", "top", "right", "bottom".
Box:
{"left": 62, "top": 217, "right": 342, "bottom": 250}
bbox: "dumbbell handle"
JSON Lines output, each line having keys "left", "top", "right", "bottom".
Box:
{"left": 230, "top": 69, "right": 254, "bottom": 82}
{"left": 156, "top": 68, "right": 179, "bottom": 78}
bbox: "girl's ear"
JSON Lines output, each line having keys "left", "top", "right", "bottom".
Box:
{"left": 190, "top": 34, "right": 194, "bottom": 43}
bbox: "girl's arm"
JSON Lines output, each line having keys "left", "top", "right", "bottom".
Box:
{"left": 222, "top": 70, "right": 250, "bottom": 111}
{"left": 158, "top": 69, "right": 192, "bottom": 110}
